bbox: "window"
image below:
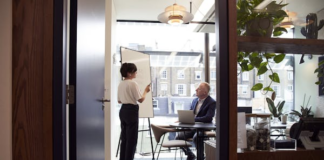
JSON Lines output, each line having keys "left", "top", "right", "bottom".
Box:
{"left": 210, "top": 85, "right": 216, "bottom": 94}
{"left": 195, "top": 71, "right": 201, "bottom": 80}
{"left": 287, "top": 85, "right": 293, "bottom": 91}
{"left": 288, "top": 71, "right": 293, "bottom": 80}
{"left": 258, "top": 75, "right": 264, "bottom": 81}
{"left": 242, "top": 72, "right": 249, "bottom": 81}
{"left": 238, "top": 85, "right": 248, "bottom": 94}
{"left": 161, "top": 70, "right": 167, "bottom": 79}
{"left": 211, "top": 71, "right": 216, "bottom": 80}
{"left": 237, "top": 85, "right": 248, "bottom": 94}
{"left": 242, "top": 85, "right": 248, "bottom": 94}
{"left": 176, "top": 84, "right": 186, "bottom": 96}
{"left": 153, "top": 100, "right": 158, "bottom": 109}
{"left": 177, "top": 70, "right": 185, "bottom": 79}
{"left": 161, "top": 84, "right": 167, "bottom": 91}
{"left": 273, "top": 85, "right": 280, "bottom": 96}
{"left": 174, "top": 102, "right": 184, "bottom": 114}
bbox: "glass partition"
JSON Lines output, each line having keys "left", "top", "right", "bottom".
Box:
{"left": 115, "top": 22, "right": 208, "bottom": 156}
{"left": 236, "top": 0, "right": 324, "bottom": 153}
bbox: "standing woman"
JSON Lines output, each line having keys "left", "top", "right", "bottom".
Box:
{"left": 118, "top": 62, "right": 151, "bottom": 160}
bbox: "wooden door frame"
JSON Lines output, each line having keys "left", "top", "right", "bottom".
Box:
{"left": 12, "top": 0, "right": 67, "bottom": 160}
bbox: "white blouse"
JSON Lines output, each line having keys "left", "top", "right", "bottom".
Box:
{"left": 118, "top": 79, "right": 142, "bottom": 105}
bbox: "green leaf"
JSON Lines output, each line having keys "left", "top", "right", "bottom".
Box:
{"left": 314, "top": 68, "right": 319, "bottom": 73}
{"left": 273, "top": 17, "right": 285, "bottom": 26}
{"left": 247, "top": 64, "right": 254, "bottom": 71}
{"left": 250, "top": 56, "right": 262, "bottom": 68}
{"left": 278, "top": 101, "right": 285, "bottom": 114}
{"left": 251, "top": 52, "right": 259, "bottom": 57}
{"left": 260, "top": 62, "right": 268, "bottom": 67}
{"left": 264, "top": 53, "right": 276, "bottom": 59}
{"left": 315, "top": 81, "right": 321, "bottom": 85}
{"left": 319, "top": 60, "right": 324, "bottom": 66}
{"left": 269, "top": 73, "right": 280, "bottom": 83}
{"left": 273, "top": 27, "right": 288, "bottom": 36}
{"left": 251, "top": 83, "right": 263, "bottom": 91}
{"left": 274, "top": 54, "right": 285, "bottom": 63}
{"left": 257, "top": 65, "right": 268, "bottom": 75}
{"left": 290, "top": 110, "right": 302, "bottom": 117}
{"left": 266, "top": 97, "right": 276, "bottom": 116}
{"left": 263, "top": 86, "right": 274, "bottom": 91}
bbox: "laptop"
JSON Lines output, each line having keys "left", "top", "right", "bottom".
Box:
{"left": 177, "top": 110, "right": 195, "bottom": 124}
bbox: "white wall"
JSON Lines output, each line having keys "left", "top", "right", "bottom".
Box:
{"left": 293, "top": 7, "right": 324, "bottom": 117}
{"left": 105, "top": 0, "right": 117, "bottom": 159}
{"left": 0, "top": 0, "right": 12, "bottom": 159}
{"left": 315, "top": 8, "right": 324, "bottom": 117}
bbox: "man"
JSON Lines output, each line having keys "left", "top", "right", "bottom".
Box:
{"left": 175, "top": 82, "right": 216, "bottom": 160}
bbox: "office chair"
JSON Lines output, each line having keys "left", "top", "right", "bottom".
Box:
{"left": 151, "top": 124, "right": 192, "bottom": 160}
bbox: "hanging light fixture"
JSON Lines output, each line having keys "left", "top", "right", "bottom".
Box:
{"left": 280, "top": 10, "right": 296, "bottom": 29}
{"left": 157, "top": 3, "right": 194, "bottom": 25}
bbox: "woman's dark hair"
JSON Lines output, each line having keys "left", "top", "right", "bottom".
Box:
{"left": 120, "top": 63, "right": 137, "bottom": 78}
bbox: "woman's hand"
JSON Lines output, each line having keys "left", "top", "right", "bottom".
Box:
{"left": 145, "top": 84, "right": 151, "bottom": 93}
{"left": 138, "top": 84, "right": 151, "bottom": 103}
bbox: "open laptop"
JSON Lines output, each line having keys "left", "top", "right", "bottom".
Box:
{"left": 177, "top": 110, "right": 195, "bottom": 124}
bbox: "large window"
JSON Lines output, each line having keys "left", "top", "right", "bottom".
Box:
{"left": 176, "top": 84, "right": 186, "bottom": 96}
{"left": 177, "top": 70, "right": 185, "bottom": 79}
{"left": 242, "top": 72, "right": 249, "bottom": 81}
{"left": 211, "top": 71, "right": 216, "bottom": 80}
{"left": 161, "top": 70, "right": 167, "bottom": 79}
{"left": 258, "top": 75, "right": 264, "bottom": 81}
{"left": 288, "top": 71, "right": 293, "bottom": 80}
{"left": 195, "top": 71, "right": 202, "bottom": 80}
{"left": 273, "top": 85, "right": 280, "bottom": 96}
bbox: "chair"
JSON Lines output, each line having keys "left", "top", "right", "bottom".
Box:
{"left": 151, "top": 124, "right": 192, "bottom": 160}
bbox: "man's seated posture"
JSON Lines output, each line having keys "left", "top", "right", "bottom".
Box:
{"left": 175, "top": 82, "right": 216, "bottom": 160}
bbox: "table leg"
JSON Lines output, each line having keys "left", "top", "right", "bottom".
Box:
{"left": 196, "top": 129, "right": 205, "bottom": 160}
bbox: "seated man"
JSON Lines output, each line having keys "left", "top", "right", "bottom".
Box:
{"left": 175, "top": 82, "right": 216, "bottom": 160}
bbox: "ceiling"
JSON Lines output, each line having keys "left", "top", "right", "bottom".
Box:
{"left": 114, "top": 0, "right": 324, "bottom": 33}
{"left": 114, "top": 0, "right": 205, "bottom": 21}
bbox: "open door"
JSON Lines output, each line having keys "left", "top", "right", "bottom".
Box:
{"left": 69, "top": 0, "right": 106, "bottom": 159}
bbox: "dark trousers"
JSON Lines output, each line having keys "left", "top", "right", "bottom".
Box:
{"left": 175, "top": 129, "right": 197, "bottom": 154}
{"left": 119, "top": 104, "right": 139, "bottom": 160}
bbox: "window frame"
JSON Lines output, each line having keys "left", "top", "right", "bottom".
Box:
{"left": 161, "top": 70, "right": 167, "bottom": 79}
{"left": 177, "top": 70, "right": 185, "bottom": 79}
{"left": 175, "top": 84, "right": 186, "bottom": 96}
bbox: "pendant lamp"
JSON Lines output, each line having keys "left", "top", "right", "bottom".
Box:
{"left": 157, "top": 3, "right": 194, "bottom": 25}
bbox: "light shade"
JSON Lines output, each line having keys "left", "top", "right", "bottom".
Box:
{"left": 280, "top": 20, "right": 295, "bottom": 29}
{"left": 158, "top": 3, "right": 194, "bottom": 25}
{"left": 280, "top": 10, "right": 296, "bottom": 29}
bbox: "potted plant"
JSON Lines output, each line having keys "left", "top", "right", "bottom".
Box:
{"left": 237, "top": 0, "right": 288, "bottom": 37}
{"left": 266, "top": 92, "right": 285, "bottom": 122}
{"left": 290, "top": 94, "right": 313, "bottom": 118}
{"left": 237, "top": 0, "right": 289, "bottom": 92}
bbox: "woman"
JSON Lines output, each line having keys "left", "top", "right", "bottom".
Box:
{"left": 118, "top": 62, "right": 150, "bottom": 160}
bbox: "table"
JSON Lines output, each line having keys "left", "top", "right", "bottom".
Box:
{"left": 170, "top": 122, "right": 216, "bottom": 160}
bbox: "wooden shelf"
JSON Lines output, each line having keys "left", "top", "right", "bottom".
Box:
{"left": 238, "top": 36, "right": 324, "bottom": 55}
{"left": 238, "top": 149, "right": 324, "bottom": 160}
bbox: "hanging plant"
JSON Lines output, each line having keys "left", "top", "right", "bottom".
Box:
{"left": 237, "top": 0, "right": 288, "bottom": 92}
{"left": 314, "top": 57, "right": 324, "bottom": 94}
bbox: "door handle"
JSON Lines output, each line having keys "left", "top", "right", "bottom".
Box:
{"left": 97, "top": 98, "right": 110, "bottom": 110}
{"left": 97, "top": 98, "right": 110, "bottom": 102}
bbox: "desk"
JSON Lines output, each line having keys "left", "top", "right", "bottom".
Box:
{"left": 170, "top": 122, "right": 216, "bottom": 160}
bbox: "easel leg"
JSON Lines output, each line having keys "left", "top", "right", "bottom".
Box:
{"left": 116, "top": 133, "right": 121, "bottom": 157}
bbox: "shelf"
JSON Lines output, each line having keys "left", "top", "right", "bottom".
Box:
{"left": 238, "top": 36, "right": 324, "bottom": 55}
{"left": 238, "top": 149, "right": 324, "bottom": 160}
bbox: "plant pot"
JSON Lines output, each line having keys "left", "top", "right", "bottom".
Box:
{"left": 246, "top": 18, "right": 273, "bottom": 37}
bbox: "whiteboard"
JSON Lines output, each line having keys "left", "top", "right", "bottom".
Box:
{"left": 121, "top": 47, "right": 154, "bottom": 118}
